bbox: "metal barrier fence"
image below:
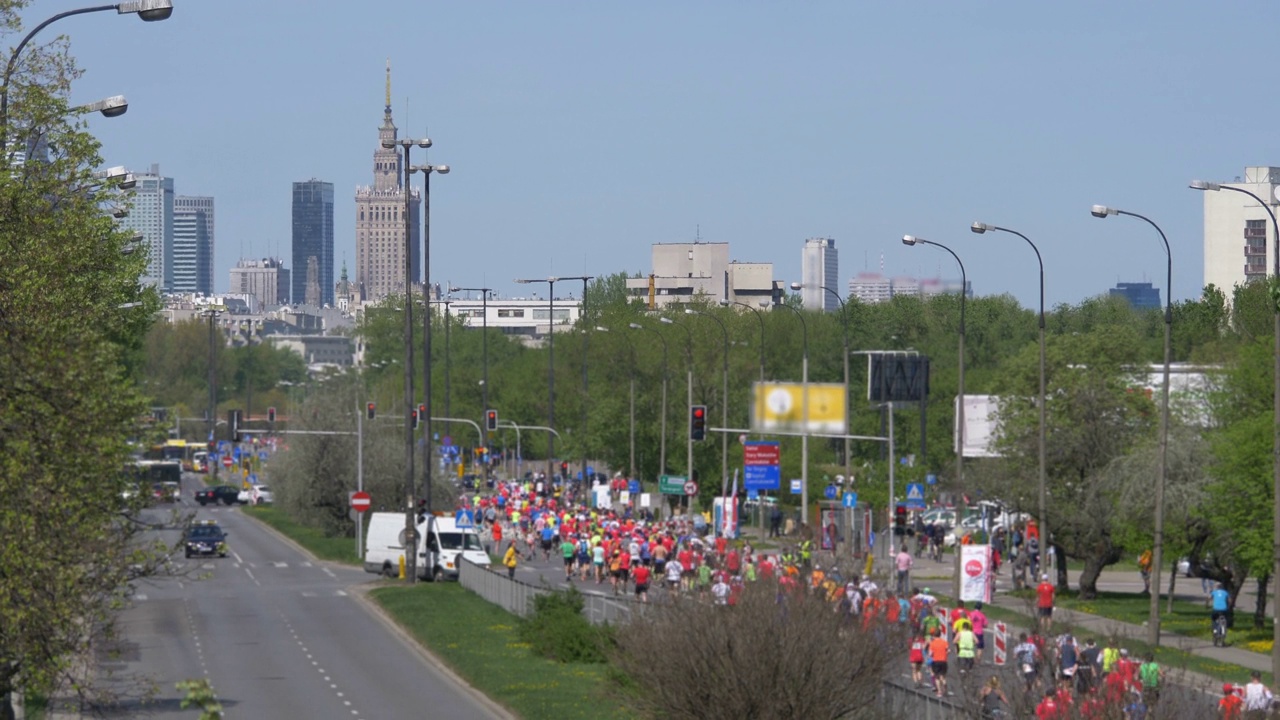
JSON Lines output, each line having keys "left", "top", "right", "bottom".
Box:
{"left": 459, "top": 559, "right": 639, "bottom": 625}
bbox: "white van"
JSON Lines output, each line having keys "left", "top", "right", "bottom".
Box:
{"left": 363, "top": 512, "right": 490, "bottom": 581}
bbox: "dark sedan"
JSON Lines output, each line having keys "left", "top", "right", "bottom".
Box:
{"left": 184, "top": 522, "right": 229, "bottom": 558}
{"left": 195, "top": 484, "right": 243, "bottom": 506}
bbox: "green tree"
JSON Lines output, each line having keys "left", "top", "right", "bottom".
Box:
{"left": 0, "top": 10, "right": 169, "bottom": 710}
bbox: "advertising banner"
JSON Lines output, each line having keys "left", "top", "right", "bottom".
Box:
{"left": 751, "top": 382, "right": 847, "bottom": 434}
{"left": 960, "top": 544, "right": 993, "bottom": 603}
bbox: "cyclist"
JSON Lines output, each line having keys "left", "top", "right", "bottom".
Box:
{"left": 1210, "top": 582, "right": 1231, "bottom": 641}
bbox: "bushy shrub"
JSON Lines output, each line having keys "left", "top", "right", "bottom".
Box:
{"left": 519, "top": 587, "right": 612, "bottom": 664}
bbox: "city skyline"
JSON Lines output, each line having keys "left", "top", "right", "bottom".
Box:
{"left": 66, "top": 2, "right": 1279, "bottom": 311}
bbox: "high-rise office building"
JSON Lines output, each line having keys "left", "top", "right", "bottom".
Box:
{"left": 1110, "top": 281, "right": 1162, "bottom": 311}
{"left": 800, "top": 238, "right": 838, "bottom": 311}
{"left": 121, "top": 163, "right": 174, "bottom": 291}
{"left": 355, "top": 64, "right": 420, "bottom": 302}
{"left": 292, "top": 179, "right": 334, "bottom": 306}
{"left": 1200, "top": 166, "right": 1280, "bottom": 293}
{"left": 229, "top": 257, "right": 290, "bottom": 310}
{"left": 173, "top": 195, "right": 214, "bottom": 295}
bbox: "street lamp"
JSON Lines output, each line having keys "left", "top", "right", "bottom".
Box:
{"left": 78, "top": 94, "right": 128, "bottom": 118}
{"left": 576, "top": 276, "right": 593, "bottom": 491}
{"left": 1190, "top": 179, "right": 1280, "bottom": 677}
{"left": 1090, "top": 204, "right": 1172, "bottom": 647}
{"left": 774, "top": 302, "right": 810, "bottom": 525}
{"left": 202, "top": 307, "right": 221, "bottom": 483}
{"left": 792, "top": 283, "right": 852, "bottom": 491}
{"left": 383, "top": 135, "right": 430, "bottom": 582}
{"left": 596, "top": 326, "right": 637, "bottom": 480}
{"left": 630, "top": 321, "right": 669, "bottom": 481}
{"left": 972, "top": 221, "right": 1049, "bottom": 580}
{"left": 410, "top": 157, "right": 447, "bottom": 519}
{"left": 0, "top": 1, "right": 172, "bottom": 157}
{"left": 451, "top": 285, "right": 491, "bottom": 484}
{"left": 662, "top": 316, "right": 695, "bottom": 490}
{"left": 722, "top": 299, "right": 766, "bottom": 382}
{"left": 686, "top": 308, "right": 730, "bottom": 499}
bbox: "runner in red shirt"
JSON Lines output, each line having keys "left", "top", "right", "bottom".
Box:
{"left": 632, "top": 564, "right": 652, "bottom": 603}
{"left": 1035, "top": 574, "right": 1055, "bottom": 633}
{"left": 1035, "top": 689, "right": 1064, "bottom": 719}
{"left": 1218, "top": 683, "right": 1243, "bottom": 719}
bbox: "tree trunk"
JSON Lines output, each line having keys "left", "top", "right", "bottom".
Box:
{"left": 1078, "top": 553, "right": 1108, "bottom": 600}
{"left": 1054, "top": 543, "right": 1068, "bottom": 591}
{"left": 1254, "top": 574, "right": 1269, "bottom": 631}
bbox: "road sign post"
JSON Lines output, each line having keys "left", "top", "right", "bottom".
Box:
{"left": 659, "top": 475, "right": 686, "bottom": 495}
{"left": 683, "top": 481, "right": 698, "bottom": 496}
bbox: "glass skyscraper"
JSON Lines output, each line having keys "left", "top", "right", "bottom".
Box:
{"left": 173, "top": 196, "right": 214, "bottom": 295}
{"left": 120, "top": 164, "right": 174, "bottom": 292}
{"left": 292, "top": 179, "right": 334, "bottom": 306}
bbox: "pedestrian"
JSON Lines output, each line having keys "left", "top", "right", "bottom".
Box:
{"left": 895, "top": 544, "right": 913, "bottom": 596}
{"left": 769, "top": 505, "right": 783, "bottom": 538}
{"left": 1076, "top": 637, "right": 1099, "bottom": 693}
{"left": 1138, "top": 548, "right": 1153, "bottom": 594}
{"left": 1014, "top": 632, "right": 1040, "bottom": 691}
{"left": 632, "top": 562, "right": 651, "bottom": 603}
{"left": 1036, "top": 573, "right": 1055, "bottom": 633}
{"left": 908, "top": 631, "right": 927, "bottom": 687}
{"left": 980, "top": 676, "right": 1010, "bottom": 720}
{"left": 1242, "top": 670, "right": 1273, "bottom": 719}
{"left": 1035, "top": 688, "right": 1061, "bottom": 720}
{"left": 1219, "top": 683, "right": 1243, "bottom": 720}
{"left": 502, "top": 540, "right": 518, "bottom": 580}
{"left": 1137, "top": 651, "right": 1163, "bottom": 706}
{"left": 954, "top": 619, "right": 977, "bottom": 674}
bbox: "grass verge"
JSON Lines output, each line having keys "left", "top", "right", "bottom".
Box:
{"left": 372, "top": 582, "right": 626, "bottom": 720}
{"left": 241, "top": 506, "right": 360, "bottom": 566}
{"left": 959, "top": 593, "right": 1274, "bottom": 687}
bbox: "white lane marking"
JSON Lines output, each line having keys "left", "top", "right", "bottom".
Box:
{"left": 244, "top": 567, "right": 260, "bottom": 586}
{"left": 323, "top": 568, "right": 337, "bottom": 579}
{"left": 232, "top": 550, "right": 245, "bottom": 564}
{"left": 334, "top": 590, "right": 347, "bottom": 597}
{"left": 273, "top": 562, "right": 288, "bottom": 568}
{"left": 301, "top": 591, "right": 316, "bottom": 597}
{"left": 134, "top": 594, "right": 148, "bottom": 601}
{"left": 300, "top": 562, "right": 312, "bottom": 567}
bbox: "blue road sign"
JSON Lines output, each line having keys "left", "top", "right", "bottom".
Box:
{"left": 824, "top": 484, "right": 838, "bottom": 500}
{"left": 747, "top": 489, "right": 759, "bottom": 500}
{"left": 248, "top": 473, "right": 258, "bottom": 485}
{"left": 441, "top": 435, "right": 450, "bottom": 445}
{"left": 904, "top": 483, "right": 926, "bottom": 509}
{"left": 842, "top": 491, "right": 857, "bottom": 508}
{"left": 455, "top": 509, "right": 475, "bottom": 528}
{"left": 926, "top": 473, "right": 937, "bottom": 485}
{"left": 744, "top": 464, "right": 781, "bottom": 491}
{"left": 232, "top": 446, "right": 242, "bottom": 460}
{"left": 789, "top": 479, "right": 802, "bottom": 495}
{"left": 258, "top": 451, "right": 269, "bottom": 461}
{"left": 628, "top": 480, "right": 641, "bottom": 495}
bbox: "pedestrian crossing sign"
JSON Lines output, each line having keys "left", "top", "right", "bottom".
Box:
{"left": 905, "top": 483, "right": 925, "bottom": 509}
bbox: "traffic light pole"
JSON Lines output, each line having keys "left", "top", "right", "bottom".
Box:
{"left": 686, "top": 367, "right": 693, "bottom": 515}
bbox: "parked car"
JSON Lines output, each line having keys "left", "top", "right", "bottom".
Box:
{"left": 184, "top": 521, "right": 229, "bottom": 558}
{"left": 196, "top": 485, "right": 243, "bottom": 506}
{"left": 251, "top": 484, "right": 274, "bottom": 505}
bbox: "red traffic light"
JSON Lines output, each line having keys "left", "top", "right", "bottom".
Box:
{"left": 693, "top": 407, "right": 705, "bottom": 419}
{"left": 366, "top": 402, "right": 376, "bottom": 420}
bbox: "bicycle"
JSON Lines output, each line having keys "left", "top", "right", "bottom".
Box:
{"left": 1212, "top": 613, "right": 1228, "bottom": 647}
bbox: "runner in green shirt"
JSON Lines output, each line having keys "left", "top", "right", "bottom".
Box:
{"left": 561, "top": 537, "right": 577, "bottom": 581}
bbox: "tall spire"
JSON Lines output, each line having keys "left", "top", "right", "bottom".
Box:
{"left": 385, "top": 58, "right": 392, "bottom": 114}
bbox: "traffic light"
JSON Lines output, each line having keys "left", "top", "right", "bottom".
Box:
{"left": 418, "top": 404, "right": 427, "bottom": 424}
{"left": 366, "top": 402, "right": 376, "bottom": 420}
{"left": 894, "top": 505, "right": 909, "bottom": 535}
{"left": 560, "top": 461, "right": 569, "bottom": 478}
{"left": 228, "top": 409, "right": 242, "bottom": 443}
{"left": 267, "top": 406, "right": 276, "bottom": 424}
{"left": 690, "top": 405, "right": 707, "bottom": 441}
{"left": 411, "top": 409, "right": 420, "bottom": 429}
{"left": 485, "top": 409, "right": 498, "bottom": 432}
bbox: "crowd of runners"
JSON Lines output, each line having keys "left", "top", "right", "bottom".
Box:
{"left": 464, "top": 478, "right": 1277, "bottom": 719}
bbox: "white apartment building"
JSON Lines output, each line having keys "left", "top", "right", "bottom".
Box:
{"left": 229, "top": 258, "right": 291, "bottom": 309}
{"left": 1200, "top": 166, "right": 1280, "bottom": 293}
{"left": 447, "top": 297, "right": 582, "bottom": 344}
{"left": 121, "top": 164, "right": 174, "bottom": 291}
{"left": 849, "top": 272, "right": 966, "bottom": 304}
{"left": 800, "top": 238, "right": 838, "bottom": 311}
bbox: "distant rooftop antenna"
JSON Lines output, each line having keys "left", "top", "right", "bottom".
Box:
{"left": 695, "top": 224, "right": 701, "bottom": 244}
{"left": 879, "top": 252, "right": 884, "bottom": 273}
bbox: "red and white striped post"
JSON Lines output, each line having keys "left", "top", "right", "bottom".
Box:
{"left": 993, "top": 621, "right": 1008, "bottom": 666}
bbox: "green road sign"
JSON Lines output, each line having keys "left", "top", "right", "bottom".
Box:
{"left": 659, "top": 474, "right": 686, "bottom": 495}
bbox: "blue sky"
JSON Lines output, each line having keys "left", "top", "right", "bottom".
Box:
{"left": 46, "top": 1, "right": 1275, "bottom": 308}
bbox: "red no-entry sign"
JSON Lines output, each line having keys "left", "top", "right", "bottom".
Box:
{"left": 351, "top": 491, "right": 371, "bottom": 513}
{"left": 222, "top": 456, "right": 233, "bottom": 468}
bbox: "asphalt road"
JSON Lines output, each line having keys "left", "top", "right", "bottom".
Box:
{"left": 86, "top": 475, "right": 505, "bottom": 720}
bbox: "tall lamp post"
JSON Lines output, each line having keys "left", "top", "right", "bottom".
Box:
{"left": 575, "top": 276, "right": 593, "bottom": 490}
{"left": 972, "top": 221, "right": 1049, "bottom": 581}
{"left": 203, "top": 308, "right": 221, "bottom": 482}
{"left": 452, "top": 285, "right": 491, "bottom": 484}
{"left": 515, "top": 276, "right": 591, "bottom": 482}
{"left": 687, "top": 309, "right": 730, "bottom": 497}
{"left": 0, "top": 0, "right": 172, "bottom": 158}
{"left": 1090, "top": 205, "right": 1172, "bottom": 647}
{"left": 775, "top": 302, "right": 810, "bottom": 525}
{"left": 596, "top": 326, "right": 637, "bottom": 480}
{"left": 413, "top": 158, "right": 447, "bottom": 518}
{"left": 792, "top": 283, "right": 852, "bottom": 489}
{"left": 1191, "top": 180, "right": 1280, "bottom": 676}
{"left": 662, "top": 317, "right": 695, "bottom": 488}
{"left": 723, "top": 299, "right": 766, "bottom": 382}
{"left": 630, "top": 322, "right": 669, "bottom": 480}
{"left": 429, "top": 295, "right": 454, "bottom": 464}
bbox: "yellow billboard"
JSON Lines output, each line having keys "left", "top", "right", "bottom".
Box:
{"left": 752, "top": 382, "right": 847, "bottom": 434}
